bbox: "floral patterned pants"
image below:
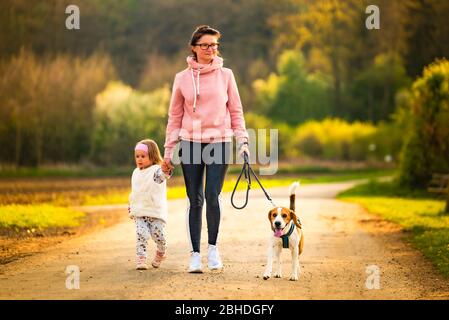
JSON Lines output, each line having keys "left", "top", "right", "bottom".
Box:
{"left": 135, "top": 217, "right": 167, "bottom": 259}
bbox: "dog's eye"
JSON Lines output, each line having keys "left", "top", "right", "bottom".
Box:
{"left": 272, "top": 213, "right": 277, "bottom": 217}
{"left": 282, "top": 214, "right": 287, "bottom": 218}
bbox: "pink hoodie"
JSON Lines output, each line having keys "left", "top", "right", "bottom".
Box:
{"left": 163, "top": 56, "right": 249, "bottom": 160}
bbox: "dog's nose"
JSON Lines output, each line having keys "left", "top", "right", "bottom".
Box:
{"left": 274, "top": 221, "right": 281, "bottom": 227}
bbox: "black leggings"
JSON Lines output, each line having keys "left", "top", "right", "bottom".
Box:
{"left": 179, "top": 140, "right": 230, "bottom": 253}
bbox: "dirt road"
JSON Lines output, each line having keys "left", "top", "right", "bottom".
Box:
{"left": 1, "top": 181, "right": 449, "bottom": 299}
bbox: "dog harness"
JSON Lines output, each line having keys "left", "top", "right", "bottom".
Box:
{"left": 280, "top": 219, "right": 302, "bottom": 249}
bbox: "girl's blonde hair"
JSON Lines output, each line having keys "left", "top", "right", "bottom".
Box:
{"left": 137, "top": 139, "right": 163, "bottom": 165}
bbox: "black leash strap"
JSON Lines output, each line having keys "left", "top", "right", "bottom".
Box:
{"left": 231, "top": 152, "right": 277, "bottom": 210}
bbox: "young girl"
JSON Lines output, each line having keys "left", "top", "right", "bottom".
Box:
{"left": 129, "top": 139, "right": 172, "bottom": 270}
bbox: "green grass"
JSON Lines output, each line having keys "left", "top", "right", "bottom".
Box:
{"left": 295, "top": 169, "right": 393, "bottom": 183}
{"left": 338, "top": 179, "right": 431, "bottom": 198}
{"left": 0, "top": 204, "right": 85, "bottom": 230}
{"left": 1, "top": 164, "right": 394, "bottom": 179}
{"left": 228, "top": 165, "right": 393, "bottom": 177}
{"left": 339, "top": 180, "right": 449, "bottom": 277}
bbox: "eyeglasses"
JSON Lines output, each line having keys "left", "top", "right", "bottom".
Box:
{"left": 194, "top": 43, "right": 220, "bottom": 50}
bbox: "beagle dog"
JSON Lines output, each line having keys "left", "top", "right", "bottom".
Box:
{"left": 263, "top": 182, "right": 303, "bottom": 281}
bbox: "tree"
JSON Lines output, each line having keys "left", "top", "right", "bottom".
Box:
{"left": 253, "top": 50, "right": 332, "bottom": 125}
{"left": 403, "top": 0, "right": 449, "bottom": 77}
{"left": 350, "top": 53, "right": 411, "bottom": 122}
{"left": 0, "top": 50, "right": 115, "bottom": 165}
{"left": 269, "top": 0, "right": 362, "bottom": 115}
{"left": 399, "top": 58, "right": 449, "bottom": 188}
{"left": 91, "top": 82, "right": 170, "bottom": 165}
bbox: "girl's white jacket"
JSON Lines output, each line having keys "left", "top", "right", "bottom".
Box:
{"left": 129, "top": 164, "right": 168, "bottom": 223}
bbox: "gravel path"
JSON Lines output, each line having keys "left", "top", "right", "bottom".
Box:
{"left": 1, "top": 181, "right": 448, "bottom": 299}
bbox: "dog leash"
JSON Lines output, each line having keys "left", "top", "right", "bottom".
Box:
{"left": 231, "top": 152, "right": 277, "bottom": 210}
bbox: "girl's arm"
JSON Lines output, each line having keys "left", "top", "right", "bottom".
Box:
{"left": 153, "top": 166, "right": 173, "bottom": 184}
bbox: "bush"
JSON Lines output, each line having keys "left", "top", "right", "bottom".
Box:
{"left": 399, "top": 59, "right": 449, "bottom": 188}
{"left": 350, "top": 53, "right": 411, "bottom": 122}
{"left": 243, "top": 116, "right": 404, "bottom": 162}
{"left": 243, "top": 112, "right": 297, "bottom": 160}
{"left": 252, "top": 50, "right": 332, "bottom": 125}
{"left": 90, "top": 82, "right": 170, "bottom": 165}
{"left": 293, "top": 118, "right": 376, "bottom": 160}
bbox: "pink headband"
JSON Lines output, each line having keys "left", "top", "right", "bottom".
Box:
{"left": 135, "top": 143, "right": 149, "bottom": 154}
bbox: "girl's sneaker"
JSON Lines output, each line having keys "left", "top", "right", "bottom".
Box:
{"left": 136, "top": 256, "right": 148, "bottom": 270}
{"left": 151, "top": 250, "right": 166, "bottom": 268}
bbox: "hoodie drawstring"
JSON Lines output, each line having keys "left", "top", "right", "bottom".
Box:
{"left": 191, "top": 68, "right": 200, "bottom": 112}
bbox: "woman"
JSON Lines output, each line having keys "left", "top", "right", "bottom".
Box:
{"left": 162, "top": 25, "right": 250, "bottom": 273}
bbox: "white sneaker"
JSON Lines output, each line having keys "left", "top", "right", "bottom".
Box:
{"left": 151, "top": 250, "right": 166, "bottom": 268}
{"left": 188, "top": 252, "right": 203, "bottom": 273}
{"left": 136, "top": 256, "right": 148, "bottom": 270}
{"left": 207, "top": 245, "right": 223, "bottom": 270}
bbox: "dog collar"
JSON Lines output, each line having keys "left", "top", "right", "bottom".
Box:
{"left": 281, "top": 223, "right": 295, "bottom": 249}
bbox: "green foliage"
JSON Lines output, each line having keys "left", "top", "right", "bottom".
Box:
{"left": 338, "top": 180, "right": 431, "bottom": 199}
{"left": 350, "top": 53, "right": 411, "bottom": 122}
{"left": 244, "top": 112, "right": 297, "bottom": 159}
{"left": 399, "top": 59, "right": 449, "bottom": 189}
{"left": 0, "top": 0, "right": 281, "bottom": 86}
{"left": 292, "top": 118, "right": 384, "bottom": 161}
{"left": 138, "top": 53, "right": 186, "bottom": 92}
{"left": 404, "top": 0, "right": 449, "bottom": 77}
{"left": 1, "top": 0, "right": 448, "bottom": 168}
{"left": 270, "top": 0, "right": 364, "bottom": 116}
{"left": 253, "top": 50, "right": 332, "bottom": 125}
{"left": 270, "top": 0, "right": 449, "bottom": 122}
{"left": 243, "top": 114, "right": 404, "bottom": 162}
{"left": 90, "top": 82, "right": 170, "bottom": 165}
{"left": 294, "top": 118, "right": 404, "bottom": 161}
{"left": 0, "top": 49, "right": 116, "bottom": 166}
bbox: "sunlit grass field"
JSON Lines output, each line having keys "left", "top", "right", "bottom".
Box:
{"left": 0, "top": 204, "right": 85, "bottom": 230}
{"left": 339, "top": 181, "right": 449, "bottom": 277}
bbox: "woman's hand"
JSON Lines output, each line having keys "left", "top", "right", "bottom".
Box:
{"left": 238, "top": 143, "right": 250, "bottom": 160}
{"left": 162, "top": 158, "right": 174, "bottom": 175}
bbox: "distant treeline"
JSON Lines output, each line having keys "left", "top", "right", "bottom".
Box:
{"left": 0, "top": 0, "right": 448, "bottom": 175}
{"left": 1, "top": 0, "right": 448, "bottom": 121}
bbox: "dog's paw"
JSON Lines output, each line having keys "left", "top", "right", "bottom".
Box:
{"left": 274, "top": 272, "right": 282, "bottom": 278}
{"left": 263, "top": 273, "right": 271, "bottom": 280}
{"left": 289, "top": 275, "right": 299, "bottom": 281}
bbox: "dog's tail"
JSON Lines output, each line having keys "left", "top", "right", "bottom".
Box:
{"left": 289, "top": 181, "right": 300, "bottom": 212}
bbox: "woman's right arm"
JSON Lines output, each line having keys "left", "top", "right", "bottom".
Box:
{"left": 163, "top": 74, "right": 184, "bottom": 162}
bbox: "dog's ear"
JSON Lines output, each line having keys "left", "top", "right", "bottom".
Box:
{"left": 268, "top": 210, "right": 275, "bottom": 231}
{"left": 290, "top": 210, "right": 301, "bottom": 229}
